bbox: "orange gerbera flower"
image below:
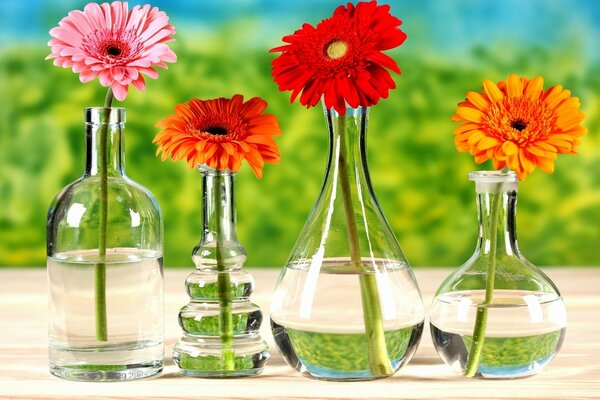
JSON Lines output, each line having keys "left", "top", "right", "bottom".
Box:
{"left": 452, "top": 74, "right": 586, "bottom": 180}
{"left": 154, "top": 95, "right": 281, "bottom": 178}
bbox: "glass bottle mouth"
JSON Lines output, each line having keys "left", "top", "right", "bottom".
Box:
{"left": 469, "top": 170, "right": 518, "bottom": 193}
{"left": 85, "top": 107, "right": 126, "bottom": 125}
{"left": 197, "top": 165, "right": 236, "bottom": 176}
{"left": 321, "top": 102, "right": 369, "bottom": 117}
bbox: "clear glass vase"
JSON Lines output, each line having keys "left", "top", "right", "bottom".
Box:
{"left": 47, "top": 107, "right": 163, "bottom": 381}
{"left": 271, "top": 105, "right": 424, "bottom": 381}
{"left": 172, "top": 167, "right": 269, "bottom": 377}
{"left": 430, "top": 171, "right": 567, "bottom": 379}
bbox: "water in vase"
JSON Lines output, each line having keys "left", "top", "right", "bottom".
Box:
{"left": 48, "top": 248, "right": 163, "bottom": 381}
{"left": 430, "top": 290, "right": 566, "bottom": 378}
{"left": 271, "top": 259, "right": 424, "bottom": 380}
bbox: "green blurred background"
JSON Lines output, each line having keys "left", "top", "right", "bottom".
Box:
{"left": 1, "top": 0, "right": 599, "bottom": 268}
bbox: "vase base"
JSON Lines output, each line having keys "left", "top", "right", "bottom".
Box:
{"left": 178, "top": 366, "right": 265, "bottom": 378}
{"left": 48, "top": 339, "right": 164, "bottom": 381}
{"left": 172, "top": 335, "right": 270, "bottom": 378}
{"left": 173, "top": 351, "right": 269, "bottom": 378}
{"left": 430, "top": 290, "right": 566, "bottom": 379}
{"left": 271, "top": 319, "right": 424, "bottom": 381}
{"left": 49, "top": 361, "right": 162, "bottom": 381}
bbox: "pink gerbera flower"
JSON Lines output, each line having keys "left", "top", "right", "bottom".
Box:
{"left": 47, "top": 1, "right": 176, "bottom": 101}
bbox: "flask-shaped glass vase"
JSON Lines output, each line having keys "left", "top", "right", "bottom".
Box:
{"left": 430, "top": 171, "right": 567, "bottom": 379}
{"left": 271, "top": 106, "right": 424, "bottom": 381}
{"left": 47, "top": 107, "right": 164, "bottom": 381}
{"left": 172, "top": 167, "right": 269, "bottom": 377}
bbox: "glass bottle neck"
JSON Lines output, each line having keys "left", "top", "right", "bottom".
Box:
{"left": 324, "top": 106, "right": 373, "bottom": 193}
{"left": 193, "top": 168, "right": 246, "bottom": 270}
{"left": 472, "top": 173, "right": 520, "bottom": 257}
{"left": 200, "top": 169, "right": 238, "bottom": 242}
{"left": 288, "top": 104, "right": 405, "bottom": 264}
{"left": 84, "top": 107, "right": 126, "bottom": 177}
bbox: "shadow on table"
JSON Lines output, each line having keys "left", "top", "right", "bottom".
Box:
{"left": 158, "top": 353, "right": 459, "bottom": 381}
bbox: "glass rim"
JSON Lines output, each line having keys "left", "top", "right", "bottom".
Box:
{"left": 468, "top": 170, "right": 518, "bottom": 183}
{"left": 197, "top": 164, "right": 236, "bottom": 176}
{"left": 321, "top": 102, "right": 370, "bottom": 116}
{"left": 84, "top": 107, "right": 126, "bottom": 124}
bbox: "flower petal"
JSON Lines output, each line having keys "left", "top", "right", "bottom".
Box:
{"left": 506, "top": 74, "right": 523, "bottom": 98}
{"left": 111, "top": 82, "right": 128, "bottom": 101}
{"left": 502, "top": 141, "right": 519, "bottom": 156}
{"left": 483, "top": 80, "right": 504, "bottom": 103}
{"left": 466, "top": 91, "right": 490, "bottom": 111}
{"left": 456, "top": 106, "right": 485, "bottom": 123}
{"left": 524, "top": 76, "right": 544, "bottom": 100}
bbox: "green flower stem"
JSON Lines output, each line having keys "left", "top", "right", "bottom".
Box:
{"left": 214, "top": 172, "right": 235, "bottom": 370}
{"left": 464, "top": 174, "right": 506, "bottom": 377}
{"left": 95, "top": 88, "right": 114, "bottom": 342}
{"left": 336, "top": 112, "right": 392, "bottom": 376}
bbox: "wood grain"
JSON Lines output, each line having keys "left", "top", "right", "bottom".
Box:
{"left": 0, "top": 268, "right": 599, "bottom": 400}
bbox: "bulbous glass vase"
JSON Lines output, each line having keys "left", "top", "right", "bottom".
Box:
{"left": 271, "top": 105, "right": 424, "bottom": 381}
{"left": 47, "top": 107, "right": 163, "bottom": 381}
{"left": 430, "top": 171, "right": 567, "bottom": 379}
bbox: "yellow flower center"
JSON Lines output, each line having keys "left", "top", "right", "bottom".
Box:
{"left": 326, "top": 40, "right": 348, "bottom": 60}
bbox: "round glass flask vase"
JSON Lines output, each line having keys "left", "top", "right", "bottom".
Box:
{"left": 271, "top": 105, "right": 424, "bottom": 381}
{"left": 430, "top": 171, "right": 567, "bottom": 379}
{"left": 47, "top": 107, "right": 164, "bottom": 381}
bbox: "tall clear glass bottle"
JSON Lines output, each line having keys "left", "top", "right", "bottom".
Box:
{"left": 47, "top": 107, "right": 163, "bottom": 381}
{"left": 430, "top": 171, "right": 567, "bottom": 378}
{"left": 172, "top": 167, "right": 269, "bottom": 377}
{"left": 271, "top": 106, "right": 424, "bottom": 381}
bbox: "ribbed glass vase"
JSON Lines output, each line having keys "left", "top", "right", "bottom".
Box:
{"left": 172, "top": 167, "right": 269, "bottom": 377}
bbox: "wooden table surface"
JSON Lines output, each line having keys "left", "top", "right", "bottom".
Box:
{"left": 0, "top": 267, "right": 598, "bottom": 400}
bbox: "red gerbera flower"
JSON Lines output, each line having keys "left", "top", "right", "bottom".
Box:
{"left": 154, "top": 95, "right": 281, "bottom": 179}
{"left": 270, "top": 1, "right": 407, "bottom": 114}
